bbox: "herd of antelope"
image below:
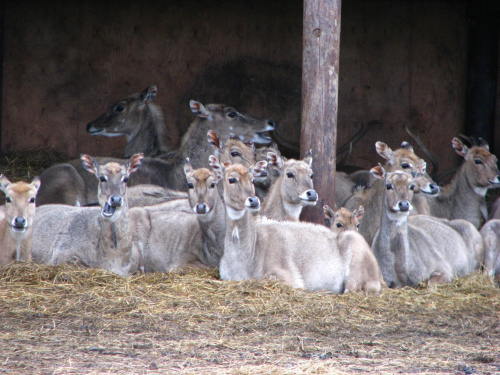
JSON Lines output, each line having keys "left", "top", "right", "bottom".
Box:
{"left": 1, "top": 85, "right": 500, "bottom": 294}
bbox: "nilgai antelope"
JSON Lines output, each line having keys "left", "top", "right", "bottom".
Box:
{"left": 488, "top": 196, "right": 500, "bottom": 220}
{"left": 0, "top": 176, "right": 41, "bottom": 265}
{"left": 426, "top": 137, "right": 500, "bottom": 228}
{"left": 261, "top": 151, "right": 318, "bottom": 221}
{"left": 37, "top": 101, "right": 276, "bottom": 206}
{"left": 479, "top": 219, "right": 500, "bottom": 278}
{"left": 371, "top": 164, "right": 480, "bottom": 288}
{"left": 343, "top": 141, "right": 440, "bottom": 245}
{"left": 323, "top": 204, "right": 385, "bottom": 296}
{"left": 219, "top": 159, "right": 351, "bottom": 293}
{"left": 86, "top": 85, "right": 170, "bottom": 158}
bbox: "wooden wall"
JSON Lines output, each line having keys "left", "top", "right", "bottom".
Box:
{"left": 1, "top": 0, "right": 496, "bottom": 174}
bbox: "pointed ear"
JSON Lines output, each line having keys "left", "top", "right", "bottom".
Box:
{"left": 323, "top": 204, "right": 335, "bottom": 227}
{"left": 353, "top": 206, "right": 364, "bottom": 221}
{"left": 81, "top": 154, "right": 100, "bottom": 176}
{"left": 250, "top": 160, "right": 268, "bottom": 178}
{"left": 303, "top": 149, "right": 313, "bottom": 167}
{"left": 31, "top": 176, "right": 41, "bottom": 192}
{"left": 209, "top": 155, "right": 224, "bottom": 181}
{"left": 452, "top": 137, "right": 468, "bottom": 158}
{"left": 126, "top": 153, "right": 144, "bottom": 175}
{"left": 370, "top": 164, "right": 386, "bottom": 181}
{"left": 0, "top": 174, "right": 11, "bottom": 192}
{"left": 207, "top": 130, "right": 221, "bottom": 152}
{"left": 478, "top": 137, "right": 490, "bottom": 150}
{"left": 184, "top": 158, "right": 194, "bottom": 178}
{"left": 140, "top": 85, "right": 157, "bottom": 104}
{"left": 400, "top": 141, "right": 414, "bottom": 152}
{"left": 267, "top": 152, "right": 284, "bottom": 171}
{"left": 411, "top": 162, "right": 426, "bottom": 180}
{"left": 190, "top": 100, "right": 213, "bottom": 122}
{"left": 375, "top": 141, "right": 395, "bottom": 165}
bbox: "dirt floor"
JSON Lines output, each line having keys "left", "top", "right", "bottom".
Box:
{"left": 0, "top": 264, "right": 498, "bottom": 375}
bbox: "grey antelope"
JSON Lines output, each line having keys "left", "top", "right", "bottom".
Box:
{"left": 479, "top": 219, "right": 500, "bottom": 278}
{"left": 86, "top": 84, "right": 170, "bottom": 158}
{"left": 371, "top": 164, "right": 482, "bottom": 288}
{"left": 323, "top": 204, "right": 385, "bottom": 296}
{"left": 342, "top": 141, "right": 440, "bottom": 245}
{"left": 219, "top": 159, "right": 351, "bottom": 293}
{"left": 0, "top": 176, "right": 41, "bottom": 265}
{"left": 37, "top": 101, "right": 277, "bottom": 206}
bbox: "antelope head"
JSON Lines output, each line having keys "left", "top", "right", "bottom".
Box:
{"left": 184, "top": 157, "right": 222, "bottom": 217}
{"left": 323, "top": 204, "right": 364, "bottom": 234}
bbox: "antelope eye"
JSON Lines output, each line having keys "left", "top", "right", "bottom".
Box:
{"left": 474, "top": 159, "right": 483, "bottom": 165}
{"left": 122, "top": 176, "right": 129, "bottom": 183}
{"left": 209, "top": 182, "right": 216, "bottom": 189}
{"left": 401, "top": 163, "right": 411, "bottom": 169}
{"left": 29, "top": 197, "right": 36, "bottom": 203}
{"left": 230, "top": 151, "right": 241, "bottom": 157}
{"left": 286, "top": 172, "right": 294, "bottom": 178}
{"left": 99, "top": 176, "right": 107, "bottom": 182}
{"left": 187, "top": 182, "right": 194, "bottom": 189}
{"left": 114, "top": 105, "right": 125, "bottom": 112}
{"left": 227, "top": 111, "right": 238, "bottom": 119}
{"left": 386, "top": 184, "right": 393, "bottom": 190}
{"left": 336, "top": 223, "right": 343, "bottom": 228}
{"left": 310, "top": 174, "right": 314, "bottom": 179}
{"left": 356, "top": 223, "right": 360, "bottom": 228}
{"left": 5, "top": 197, "right": 12, "bottom": 203}
{"left": 409, "top": 184, "right": 415, "bottom": 191}
{"left": 228, "top": 177, "right": 237, "bottom": 184}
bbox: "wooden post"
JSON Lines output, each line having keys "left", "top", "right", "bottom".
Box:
{"left": 301, "top": 0, "right": 342, "bottom": 224}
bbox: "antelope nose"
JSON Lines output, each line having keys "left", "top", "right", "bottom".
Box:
{"left": 196, "top": 203, "right": 208, "bottom": 214}
{"left": 13, "top": 217, "right": 27, "bottom": 228}
{"left": 305, "top": 190, "right": 318, "bottom": 201}
{"left": 398, "top": 201, "right": 410, "bottom": 212}
{"left": 247, "top": 197, "right": 260, "bottom": 209}
{"left": 429, "top": 184, "right": 440, "bottom": 195}
{"left": 86, "top": 122, "right": 93, "bottom": 132}
{"left": 109, "top": 195, "right": 123, "bottom": 207}
{"left": 267, "top": 120, "right": 276, "bottom": 129}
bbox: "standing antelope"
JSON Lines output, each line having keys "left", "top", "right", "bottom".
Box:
{"left": 426, "top": 137, "right": 500, "bottom": 228}
{"left": 323, "top": 204, "right": 385, "bottom": 295}
{"left": 219, "top": 159, "right": 351, "bottom": 293}
{"left": 343, "top": 141, "right": 440, "bottom": 245}
{"left": 86, "top": 85, "right": 170, "bottom": 158}
{"left": 37, "top": 101, "right": 276, "bottom": 206}
{"left": 260, "top": 151, "right": 317, "bottom": 221}
{"left": 371, "top": 164, "right": 480, "bottom": 287}
{"left": 0, "top": 176, "right": 41, "bottom": 265}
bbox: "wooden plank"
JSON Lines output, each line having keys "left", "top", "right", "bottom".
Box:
{"left": 301, "top": 0, "right": 341, "bottom": 224}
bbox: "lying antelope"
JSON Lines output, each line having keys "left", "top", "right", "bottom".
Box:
{"left": 261, "top": 151, "right": 317, "bottom": 221}
{"left": 37, "top": 101, "right": 276, "bottom": 205}
{"left": 86, "top": 85, "right": 170, "bottom": 158}
{"left": 0, "top": 176, "right": 41, "bottom": 265}
{"left": 371, "top": 164, "right": 481, "bottom": 287}
{"left": 323, "top": 204, "right": 385, "bottom": 295}
{"left": 479, "top": 219, "right": 500, "bottom": 278}
{"left": 219, "top": 159, "right": 351, "bottom": 293}
{"left": 426, "top": 137, "right": 500, "bottom": 228}
{"left": 343, "top": 141, "right": 440, "bottom": 245}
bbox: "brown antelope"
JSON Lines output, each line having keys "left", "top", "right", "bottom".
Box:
{"left": 343, "top": 141, "right": 440, "bottom": 245}
{"left": 260, "top": 151, "right": 317, "bottom": 221}
{"left": 86, "top": 85, "right": 170, "bottom": 158}
{"left": 426, "top": 137, "right": 500, "bottom": 228}
{"left": 37, "top": 101, "right": 276, "bottom": 206}
{"left": 371, "top": 164, "right": 481, "bottom": 288}
{"left": 479, "top": 219, "right": 500, "bottom": 278}
{"left": 0, "top": 176, "right": 41, "bottom": 265}
{"left": 322, "top": 204, "right": 385, "bottom": 296}
{"left": 219, "top": 159, "right": 351, "bottom": 293}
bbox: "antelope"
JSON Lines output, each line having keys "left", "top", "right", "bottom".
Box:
{"left": 488, "top": 196, "right": 500, "bottom": 220}
{"left": 323, "top": 204, "right": 385, "bottom": 296}
{"left": 0, "top": 176, "right": 41, "bottom": 265}
{"left": 219, "top": 159, "right": 351, "bottom": 293}
{"left": 371, "top": 164, "right": 480, "bottom": 287}
{"left": 426, "top": 137, "right": 500, "bottom": 228}
{"left": 343, "top": 141, "right": 440, "bottom": 245}
{"left": 479, "top": 219, "right": 500, "bottom": 278}
{"left": 260, "top": 151, "right": 317, "bottom": 221}
{"left": 37, "top": 101, "right": 276, "bottom": 206}
{"left": 86, "top": 85, "right": 170, "bottom": 158}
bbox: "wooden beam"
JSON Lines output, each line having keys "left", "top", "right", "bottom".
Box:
{"left": 301, "top": 0, "right": 342, "bottom": 224}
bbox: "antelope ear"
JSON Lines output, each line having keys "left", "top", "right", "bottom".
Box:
{"left": 81, "top": 154, "right": 100, "bottom": 176}
{"left": 411, "top": 162, "right": 427, "bottom": 180}
{"left": 400, "top": 141, "right": 414, "bottom": 152}
{"left": 376, "top": 142, "right": 395, "bottom": 165}
{"left": 207, "top": 130, "right": 221, "bottom": 152}
{"left": 478, "top": 137, "right": 490, "bottom": 150}
{"left": 31, "top": 176, "right": 41, "bottom": 192}
{"left": 370, "top": 164, "right": 386, "bottom": 181}
{"left": 353, "top": 206, "right": 364, "bottom": 221}
{"left": 251, "top": 160, "right": 268, "bottom": 178}
{"left": 190, "top": 100, "right": 213, "bottom": 122}
{"left": 126, "top": 153, "right": 144, "bottom": 175}
{"left": 267, "top": 152, "right": 284, "bottom": 171}
{"left": 140, "top": 85, "right": 157, "bottom": 104}
{"left": 184, "top": 158, "right": 194, "bottom": 178}
{"left": 323, "top": 204, "right": 335, "bottom": 220}
{"left": 303, "top": 149, "right": 313, "bottom": 167}
{"left": 452, "top": 137, "right": 468, "bottom": 158}
{"left": 0, "top": 174, "right": 11, "bottom": 192}
{"left": 209, "top": 155, "right": 224, "bottom": 181}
